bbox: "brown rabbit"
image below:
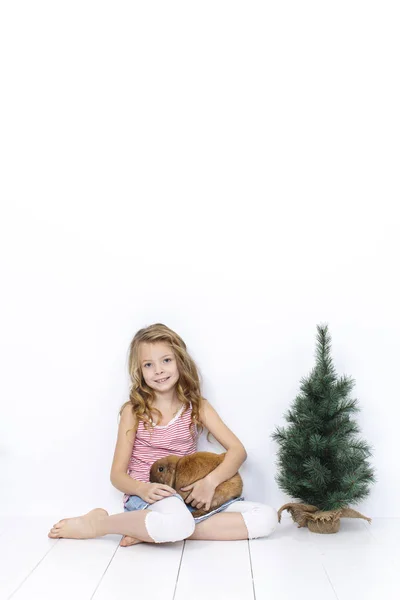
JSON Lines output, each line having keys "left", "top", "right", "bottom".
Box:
{"left": 149, "top": 451, "right": 243, "bottom": 518}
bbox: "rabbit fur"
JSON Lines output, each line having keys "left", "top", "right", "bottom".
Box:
{"left": 149, "top": 451, "right": 243, "bottom": 518}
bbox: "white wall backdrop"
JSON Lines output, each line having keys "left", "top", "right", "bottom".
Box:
{"left": 0, "top": 1, "right": 399, "bottom": 519}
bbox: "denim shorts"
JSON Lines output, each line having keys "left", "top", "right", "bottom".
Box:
{"left": 124, "top": 493, "right": 245, "bottom": 524}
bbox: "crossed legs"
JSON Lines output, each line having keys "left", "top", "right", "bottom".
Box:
{"left": 48, "top": 498, "right": 278, "bottom": 543}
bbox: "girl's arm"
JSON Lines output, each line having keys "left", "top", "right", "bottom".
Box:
{"left": 110, "top": 405, "right": 137, "bottom": 484}
{"left": 111, "top": 472, "right": 146, "bottom": 496}
{"left": 199, "top": 398, "right": 247, "bottom": 487}
{"left": 110, "top": 406, "right": 145, "bottom": 495}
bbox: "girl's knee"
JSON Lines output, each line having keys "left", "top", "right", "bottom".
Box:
{"left": 145, "top": 509, "right": 195, "bottom": 543}
{"left": 240, "top": 503, "right": 279, "bottom": 539}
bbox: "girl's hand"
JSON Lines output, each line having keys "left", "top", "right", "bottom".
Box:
{"left": 139, "top": 482, "right": 176, "bottom": 504}
{"left": 180, "top": 477, "right": 216, "bottom": 511}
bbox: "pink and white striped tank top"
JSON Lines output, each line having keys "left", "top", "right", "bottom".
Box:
{"left": 123, "top": 402, "right": 198, "bottom": 504}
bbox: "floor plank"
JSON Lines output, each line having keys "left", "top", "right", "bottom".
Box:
{"left": 250, "top": 517, "right": 337, "bottom": 600}
{"left": 10, "top": 536, "right": 120, "bottom": 600}
{"left": 174, "top": 540, "right": 254, "bottom": 600}
{"left": 93, "top": 542, "right": 184, "bottom": 600}
{"left": 0, "top": 517, "right": 61, "bottom": 600}
{"left": 319, "top": 544, "right": 399, "bottom": 600}
{"left": 2, "top": 517, "right": 184, "bottom": 600}
{"left": 315, "top": 517, "right": 400, "bottom": 600}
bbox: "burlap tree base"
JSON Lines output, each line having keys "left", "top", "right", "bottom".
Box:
{"left": 277, "top": 502, "right": 372, "bottom": 534}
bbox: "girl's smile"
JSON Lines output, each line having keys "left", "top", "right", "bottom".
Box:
{"left": 155, "top": 377, "right": 170, "bottom": 383}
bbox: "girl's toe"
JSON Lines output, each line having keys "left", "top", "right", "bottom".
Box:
{"left": 53, "top": 519, "right": 66, "bottom": 527}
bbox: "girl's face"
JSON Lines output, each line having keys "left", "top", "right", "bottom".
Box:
{"left": 138, "top": 342, "right": 180, "bottom": 394}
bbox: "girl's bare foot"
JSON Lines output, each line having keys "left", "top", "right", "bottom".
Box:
{"left": 119, "top": 535, "right": 142, "bottom": 547}
{"left": 48, "top": 508, "right": 108, "bottom": 540}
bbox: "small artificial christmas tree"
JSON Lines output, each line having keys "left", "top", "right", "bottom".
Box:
{"left": 271, "top": 324, "right": 377, "bottom": 534}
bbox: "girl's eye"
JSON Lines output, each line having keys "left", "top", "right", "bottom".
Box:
{"left": 144, "top": 358, "right": 171, "bottom": 368}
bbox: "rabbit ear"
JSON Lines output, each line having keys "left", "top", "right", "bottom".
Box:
{"left": 174, "top": 456, "right": 187, "bottom": 488}
{"left": 167, "top": 455, "right": 181, "bottom": 468}
{"left": 166, "top": 455, "right": 181, "bottom": 487}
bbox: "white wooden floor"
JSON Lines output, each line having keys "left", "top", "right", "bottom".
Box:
{"left": 0, "top": 515, "right": 399, "bottom": 600}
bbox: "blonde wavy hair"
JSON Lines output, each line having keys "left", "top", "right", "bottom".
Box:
{"left": 119, "top": 323, "right": 206, "bottom": 440}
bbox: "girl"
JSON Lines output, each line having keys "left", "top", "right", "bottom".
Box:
{"left": 48, "top": 323, "right": 278, "bottom": 544}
